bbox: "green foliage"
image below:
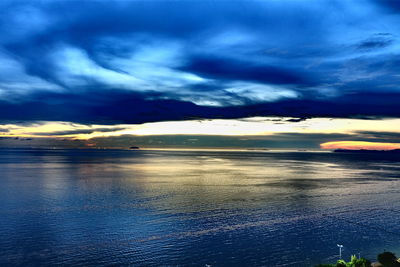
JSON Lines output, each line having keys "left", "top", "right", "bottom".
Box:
{"left": 336, "top": 259, "right": 347, "bottom": 267}
{"left": 347, "top": 255, "right": 371, "bottom": 267}
{"left": 315, "top": 255, "right": 371, "bottom": 267}
{"left": 351, "top": 255, "right": 357, "bottom": 263}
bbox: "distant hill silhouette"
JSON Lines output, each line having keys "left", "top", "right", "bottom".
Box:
{"left": 334, "top": 149, "right": 400, "bottom": 154}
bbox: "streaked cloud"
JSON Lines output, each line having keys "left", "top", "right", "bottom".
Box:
{"left": 0, "top": 50, "right": 63, "bottom": 98}
{"left": 0, "top": 0, "right": 399, "bottom": 125}
{"left": 49, "top": 45, "right": 145, "bottom": 88}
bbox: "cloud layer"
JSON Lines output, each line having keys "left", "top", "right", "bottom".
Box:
{"left": 1, "top": 0, "right": 400, "bottom": 124}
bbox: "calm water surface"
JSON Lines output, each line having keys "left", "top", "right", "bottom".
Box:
{"left": 1, "top": 149, "right": 400, "bottom": 266}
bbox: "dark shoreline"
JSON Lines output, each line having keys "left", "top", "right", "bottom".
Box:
{"left": 334, "top": 149, "right": 400, "bottom": 154}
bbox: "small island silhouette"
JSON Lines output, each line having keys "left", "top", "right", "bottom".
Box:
{"left": 129, "top": 146, "right": 140, "bottom": 150}
{"left": 334, "top": 149, "right": 400, "bottom": 154}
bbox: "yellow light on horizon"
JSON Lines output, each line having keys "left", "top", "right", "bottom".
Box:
{"left": 1, "top": 117, "right": 400, "bottom": 140}
{"left": 320, "top": 141, "right": 400, "bottom": 150}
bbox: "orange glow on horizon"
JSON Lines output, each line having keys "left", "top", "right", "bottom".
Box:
{"left": 320, "top": 141, "right": 400, "bottom": 150}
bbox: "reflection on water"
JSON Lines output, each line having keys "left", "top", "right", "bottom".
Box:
{"left": 1, "top": 149, "right": 400, "bottom": 266}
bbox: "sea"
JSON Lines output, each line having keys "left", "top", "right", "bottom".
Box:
{"left": 1, "top": 148, "right": 400, "bottom": 266}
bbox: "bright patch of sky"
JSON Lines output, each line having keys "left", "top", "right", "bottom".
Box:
{"left": 2, "top": 117, "right": 400, "bottom": 140}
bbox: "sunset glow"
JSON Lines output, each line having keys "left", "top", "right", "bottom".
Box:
{"left": 320, "top": 141, "right": 400, "bottom": 151}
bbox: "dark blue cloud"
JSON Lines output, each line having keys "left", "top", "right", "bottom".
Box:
{"left": 373, "top": 0, "right": 400, "bottom": 12}
{"left": 356, "top": 33, "right": 394, "bottom": 51}
{"left": 1, "top": 90, "right": 400, "bottom": 124}
{"left": 31, "top": 127, "right": 127, "bottom": 136}
{"left": 0, "top": 0, "right": 400, "bottom": 124}
{"left": 179, "top": 56, "right": 311, "bottom": 86}
{"left": 357, "top": 38, "right": 393, "bottom": 50}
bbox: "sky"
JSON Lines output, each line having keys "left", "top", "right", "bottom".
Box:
{"left": 1, "top": 0, "right": 400, "bottom": 150}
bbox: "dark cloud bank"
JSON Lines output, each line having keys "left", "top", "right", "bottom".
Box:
{"left": 2, "top": 91, "right": 400, "bottom": 124}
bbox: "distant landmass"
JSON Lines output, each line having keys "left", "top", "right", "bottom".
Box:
{"left": 334, "top": 149, "right": 400, "bottom": 154}
{"left": 129, "top": 146, "right": 140, "bottom": 149}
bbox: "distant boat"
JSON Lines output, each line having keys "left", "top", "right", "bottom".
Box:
{"left": 129, "top": 146, "right": 140, "bottom": 150}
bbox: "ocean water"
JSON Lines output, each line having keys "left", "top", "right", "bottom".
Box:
{"left": 1, "top": 148, "right": 400, "bottom": 266}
